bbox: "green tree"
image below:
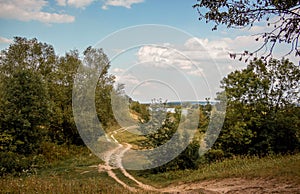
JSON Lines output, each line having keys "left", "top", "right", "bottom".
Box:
{"left": 140, "top": 100, "right": 200, "bottom": 172}
{"left": 0, "top": 37, "right": 82, "bottom": 145}
{"left": 0, "top": 69, "right": 49, "bottom": 155}
{"left": 48, "top": 50, "right": 82, "bottom": 145}
{"left": 85, "top": 47, "right": 116, "bottom": 128}
{"left": 0, "top": 37, "right": 56, "bottom": 78}
{"left": 72, "top": 47, "right": 116, "bottom": 146}
{"left": 0, "top": 37, "right": 55, "bottom": 154}
{"left": 193, "top": 0, "right": 300, "bottom": 59}
{"left": 215, "top": 58, "right": 300, "bottom": 156}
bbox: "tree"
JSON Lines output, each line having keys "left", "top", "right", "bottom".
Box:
{"left": 0, "top": 37, "right": 55, "bottom": 154}
{"left": 139, "top": 100, "right": 200, "bottom": 172}
{"left": 48, "top": 50, "right": 82, "bottom": 145}
{"left": 72, "top": 46, "right": 116, "bottom": 147}
{"left": 0, "top": 69, "right": 49, "bottom": 155}
{"left": 214, "top": 58, "right": 300, "bottom": 156}
{"left": 0, "top": 37, "right": 56, "bottom": 78}
{"left": 85, "top": 47, "right": 116, "bottom": 128}
{"left": 193, "top": 0, "right": 300, "bottom": 60}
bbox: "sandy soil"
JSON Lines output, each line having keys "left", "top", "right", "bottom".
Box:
{"left": 97, "top": 127, "right": 300, "bottom": 193}
{"left": 162, "top": 178, "right": 300, "bottom": 194}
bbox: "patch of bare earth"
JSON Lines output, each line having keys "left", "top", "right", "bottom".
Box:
{"left": 162, "top": 178, "right": 300, "bottom": 194}
{"left": 97, "top": 127, "right": 299, "bottom": 193}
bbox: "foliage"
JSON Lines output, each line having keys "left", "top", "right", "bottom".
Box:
{"left": 0, "top": 37, "right": 56, "bottom": 78}
{"left": 87, "top": 47, "right": 116, "bottom": 128}
{"left": 193, "top": 0, "right": 300, "bottom": 59}
{"left": 135, "top": 153, "right": 300, "bottom": 188}
{"left": 213, "top": 58, "right": 300, "bottom": 156}
{"left": 140, "top": 100, "right": 200, "bottom": 172}
{"left": 0, "top": 69, "right": 49, "bottom": 155}
{"left": 0, "top": 151, "right": 45, "bottom": 177}
{"left": 48, "top": 50, "right": 82, "bottom": 145}
{"left": 0, "top": 37, "right": 117, "bottom": 175}
{"left": 130, "top": 101, "right": 150, "bottom": 122}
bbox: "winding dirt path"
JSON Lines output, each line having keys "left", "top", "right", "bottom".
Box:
{"left": 98, "top": 126, "right": 158, "bottom": 192}
{"left": 98, "top": 144, "right": 137, "bottom": 192}
{"left": 98, "top": 128, "right": 300, "bottom": 193}
{"left": 161, "top": 178, "right": 300, "bottom": 194}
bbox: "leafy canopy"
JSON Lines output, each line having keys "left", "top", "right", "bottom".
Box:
{"left": 214, "top": 58, "right": 300, "bottom": 156}
{"left": 193, "top": 0, "right": 300, "bottom": 60}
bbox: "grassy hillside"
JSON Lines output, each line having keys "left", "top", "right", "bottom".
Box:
{"left": 133, "top": 154, "right": 300, "bottom": 188}
{"left": 1, "top": 145, "right": 299, "bottom": 193}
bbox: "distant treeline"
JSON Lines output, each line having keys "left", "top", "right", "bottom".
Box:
{"left": 141, "top": 101, "right": 217, "bottom": 106}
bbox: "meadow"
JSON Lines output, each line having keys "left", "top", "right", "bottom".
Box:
{"left": 1, "top": 144, "right": 299, "bottom": 193}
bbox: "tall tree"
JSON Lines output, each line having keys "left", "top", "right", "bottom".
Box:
{"left": 85, "top": 47, "right": 116, "bottom": 128}
{"left": 48, "top": 50, "right": 82, "bottom": 145}
{"left": 0, "top": 37, "right": 55, "bottom": 153}
{"left": 193, "top": 0, "right": 300, "bottom": 60}
{"left": 0, "top": 69, "right": 49, "bottom": 155}
{"left": 214, "top": 58, "right": 300, "bottom": 156}
{"left": 0, "top": 37, "right": 56, "bottom": 78}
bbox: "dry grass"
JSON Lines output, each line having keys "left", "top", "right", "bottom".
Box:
{"left": 1, "top": 142, "right": 299, "bottom": 193}
{"left": 133, "top": 153, "right": 300, "bottom": 188}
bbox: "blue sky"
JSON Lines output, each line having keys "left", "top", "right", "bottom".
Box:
{"left": 0, "top": 0, "right": 211, "bottom": 54}
{"left": 0, "top": 0, "right": 298, "bottom": 102}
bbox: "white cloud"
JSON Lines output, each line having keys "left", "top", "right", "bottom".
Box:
{"left": 116, "top": 73, "right": 140, "bottom": 85}
{"left": 137, "top": 45, "right": 207, "bottom": 77}
{"left": 102, "top": 0, "right": 144, "bottom": 10}
{"left": 112, "top": 68, "right": 140, "bottom": 85}
{"left": 138, "top": 45, "right": 174, "bottom": 66}
{"left": 136, "top": 35, "right": 262, "bottom": 78}
{"left": 187, "top": 68, "right": 204, "bottom": 77}
{"left": 0, "top": 36, "right": 13, "bottom": 44}
{"left": 56, "top": 0, "right": 66, "bottom": 6}
{"left": 112, "top": 67, "right": 125, "bottom": 73}
{"left": 67, "top": 0, "right": 94, "bottom": 8}
{"left": 56, "top": 0, "right": 94, "bottom": 8}
{"left": 0, "top": 0, "right": 75, "bottom": 23}
{"left": 184, "top": 37, "right": 230, "bottom": 60}
{"left": 185, "top": 35, "right": 265, "bottom": 60}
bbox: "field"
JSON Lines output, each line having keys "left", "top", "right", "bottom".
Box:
{"left": 1, "top": 145, "right": 299, "bottom": 193}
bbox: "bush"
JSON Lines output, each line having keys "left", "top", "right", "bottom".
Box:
{"left": 39, "top": 141, "right": 82, "bottom": 163}
{"left": 0, "top": 152, "right": 44, "bottom": 176}
{"left": 203, "top": 149, "right": 225, "bottom": 163}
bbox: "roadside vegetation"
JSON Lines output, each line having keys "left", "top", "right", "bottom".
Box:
{"left": 1, "top": 145, "right": 299, "bottom": 193}
{"left": 0, "top": 37, "right": 299, "bottom": 193}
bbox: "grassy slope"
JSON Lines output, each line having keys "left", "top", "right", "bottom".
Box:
{"left": 1, "top": 144, "right": 299, "bottom": 193}
{"left": 133, "top": 153, "right": 300, "bottom": 188}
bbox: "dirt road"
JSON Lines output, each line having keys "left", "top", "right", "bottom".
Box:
{"left": 162, "top": 178, "right": 300, "bottom": 194}
{"left": 97, "top": 128, "right": 300, "bottom": 193}
{"left": 98, "top": 127, "right": 158, "bottom": 192}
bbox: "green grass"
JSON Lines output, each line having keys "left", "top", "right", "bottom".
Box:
{"left": 132, "top": 153, "right": 300, "bottom": 188}
{"left": 113, "top": 130, "right": 147, "bottom": 149}
{"left": 0, "top": 143, "right": 159, "bottom": 194}
{"left": 1, "top": 142, "right": 299, "bottom": 193}
{"left": 0, "top": 175, "right": 134, "bottom": 194}
{"left": 0, "top": 144, "right": 136, "bottom": 194}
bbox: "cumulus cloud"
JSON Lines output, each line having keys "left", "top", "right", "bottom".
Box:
{"left": 56, "top": 0, "right": 67, "bottom": 6}
{"left": 138, "top": 45, "right": 174, "bottom": 66}
{"left": 112, "top": 68, "right": 140, "bottom": 86}
{"left": 0, "top": 0, "right": 75, "bottom": 23}
{"left": 184, "top": 35, "right": 265, "bottom": 61}
{"left": 67, "top": 0, "right": 94, "bottom": 8}
{"left": 0, "top": 36, "right": 13, "bottom": 44}
{"left": 135, "top": 34, "right": 262, "bottom": 78}
{"left": 137, "top": 45, "right": 206, "bottom": 77}
{"left": 112, "top": 67, "right": 126, "bottom": 73}
{"left": 116, "top": 73, "right": 140, "bottom": 85}
{"left": 102, "top": 0, "right": 144, "bottom": 10}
